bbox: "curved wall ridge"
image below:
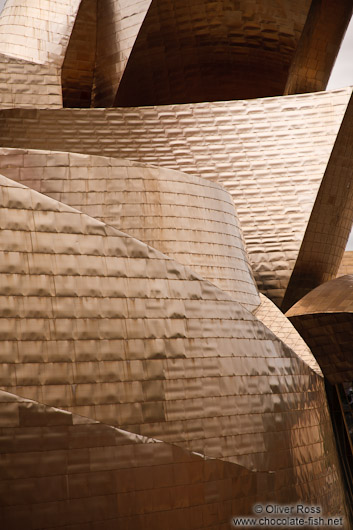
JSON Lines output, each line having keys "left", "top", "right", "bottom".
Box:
{"left": 0, "top": 147, "right": 260, "bottom": 310}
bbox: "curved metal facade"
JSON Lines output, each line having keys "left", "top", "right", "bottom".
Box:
{"left": 0, "top": 0, "right": 352, "bottom": 528}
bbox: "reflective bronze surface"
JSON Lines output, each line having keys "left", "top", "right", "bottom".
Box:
{"left": 115, "top": 0, "right": 311, "bottom": 106}
{"left": 0, "top": 0, "right": 351, "bottom": 109}
{"left": 0, "top": 173, "right": 349, "bottom": 523}
{"left": 0, "top": 1, "right": 352, "bottom": 528}
{"left": 284, "top": 0, "right": 353, "bottom": 95}
{"left": 0, "top": 88, "right": 351, "bottom": 305}
{"left": 287, "top": 275, "right": 353, "bottom": 384}
{"left": 0, "top": 147, "right": 260, "bottom": 310}
{"left": 338, "top": 251, "right": 353, "bottom": 277}
{"left": 254, "top": 293, "right": 322, "bottom": 376}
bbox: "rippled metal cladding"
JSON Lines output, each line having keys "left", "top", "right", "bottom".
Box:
{"left": 0, "top": 1, "right": 352, "bottom": 529}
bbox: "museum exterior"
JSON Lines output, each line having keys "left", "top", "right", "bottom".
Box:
{"left": 0, "top": 1, "right": 352, "bottom": 528}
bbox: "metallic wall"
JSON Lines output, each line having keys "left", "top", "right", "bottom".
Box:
{"left": 115, "top": 0, "right": 310, "bottom": 106}
{"left": 0, "top": 1, "right": 352, "bottom": 526}
{"left": 1, "top": 0, "right": 351, "bottom": 110}
{"left": 287, "top": 275, "right": 353, "bottom": 385}
{"left": 0, "top": 391, "right": 270, "bottom": 529}
{"left": 285, "top": 0, "right": 353, "bottom": 95}
{"left": 338, "top": 251, "right": 353, "bottom": 276}
{"left": 0, "top": 0, "right": 82, "bottom": 109}
{"left": 0, "top": 173, "right": 348, "bottom": 518}
{"left": 0, "top": 148, "right": 260, "bottom": 310}
{"left": 61, "top": 0, "right": 97, "bottom": 108}
{"left": 92, "top": 0, "right": 152, "bottom": 107}
{"left": 254, "top": 293, "right": 322, "bottom": 376}
{"left": 0, "top": 88, "right": 351, "bottom": 306}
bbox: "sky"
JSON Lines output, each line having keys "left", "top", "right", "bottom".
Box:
{"left": 0, "top": 0, "right": 352, "bottom": 243}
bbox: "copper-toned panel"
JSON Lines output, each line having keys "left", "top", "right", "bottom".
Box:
{"left": 0, "top": 88, "right": 350, "bottom": 304}
{"left": 0, "top": 148, "right": 259, "bottom": 310}
{"left": 0, "top": 173, "right": 348, "bottom": 515}
{"left": 61, "top": 0, "right": 97, "bottom": 108}
{"left": 285, "top": 0, "right": 353, "bottom": 95}
{"left": 0, "top": 0, "right": 81, "bottom": 65}
{"left": 0, "top": 390, "right": 348, "bottom": 529}
{"left": 254, "top": 293, "right": 322, "bottom": 376}
{"left": 287, "top": 275, "right": 353, "bottom": 384}
{"left": 282, "top": 93, "right": 353, "bottom": 311}
{"left": 338, "top": 251, "right": 353, "bottom": 277}
{"left": 115, "top": 0, "right": 310, "bottom": 106}
{"left": 0, "top": 0, "right": 83, "bottom": 109}
{"left": 0, "top": 55, "right": 62, "bottom": 109}
{"left": 92, "top": 0, "right": 152, "bottom": 107}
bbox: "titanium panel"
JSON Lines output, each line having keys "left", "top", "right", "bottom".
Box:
{"left": 337, "top": 251, "right": 353, "bottom": 276}
{"left": 0, "top": 148, "right": 260, "bottom": 310}
{"left": 287, "top": 275, "right": 353, "bottom": 384}
{"left": 0, "top": 172, "right": 347, "bottom": 512}
{"left": 285, "top": 0, "right": 353, "bottom": 95}
{"left": 0, "top": 88, "right": 350, "bottom": 305}
{"left": 0, "top": 0, "right": 82, "bottom": 65}
{"left": 92, "top": 0, "right": 152, "bottom": 107}
{"left": 61, "top": 0, "right": 97, "bottom": 108}
{"left": 282, "top": 93, "right": 353, "bottom": 311}
{"left": 0, "top": 0, "right": 83, "bottom": 109}
{"left": 115, "top": 0, "right": 310, "bottom": 106}
{"left": 0, "top": 390, "right": 347, "bottom": 528}
{"left": 254, "top": 293, "right": 322, "bottom": 376}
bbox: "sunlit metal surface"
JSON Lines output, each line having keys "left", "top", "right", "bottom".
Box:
{"left": 0, "top": 88, "right": 350, "bottom": 305}
{"left": 0, "top": 0, "right": 352, "bottom": 526}
{"left": 287, "top": 275, "right": 353, "bottom": 384}
{"left": 338, "top": 251, "right": 353, "bottom": 276}
{"left": 0, "top": 147, "right": 260, "bottom": 310}
{"left": 254, "top": 293, "right": 322, "bottom": 376}
{"left": 0, "top": 173, "right": 348, "bottom": 520}
{"left": 92, "top": 0, "right": 152, "bottom": 107}
{"left": 282, "top": 92, "right": 353, "bottom": 311}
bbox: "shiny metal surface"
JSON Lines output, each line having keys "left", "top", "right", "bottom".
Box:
{"left": 254, "top": 293, "right": 322, "bottom": 376}
{"left": 0, "top": 0, "right": 350, "bottom": 110}
{"left": 285, "top": 0, "right": 353, "bottom": 95}
{"left": 0, "top": 173, "right": 348, "bottom": 520}
{"left": 61, "top": 0, "right": 97, "bottom": 108}
{"left": 0, "top": 389, "right": 346, "bottom": 529}
{"left": 115, "top": 0, "right": 310, "bottom": 106}
{"left": 287, "top": 275, "right": 353, "bottom": 384}
{"left": 0, "top": 0, "right": 83, "bottom": 109}
{"left": 92, "top": 0, "right": 152, "bottom": 107}
{"left": 0, "top": 88, "right": 350, "bottom": 305}
{"left": 338, "top": 251, "right": 353, "bottom": 277}
{"left": 0, "top": 1, "right": 352, "bottom": 526}
{"left": 282, "top": 92, "right": 353, "bottom": 311}
{"left": 0, "top": 147, "right": 260, "bottom": 310}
